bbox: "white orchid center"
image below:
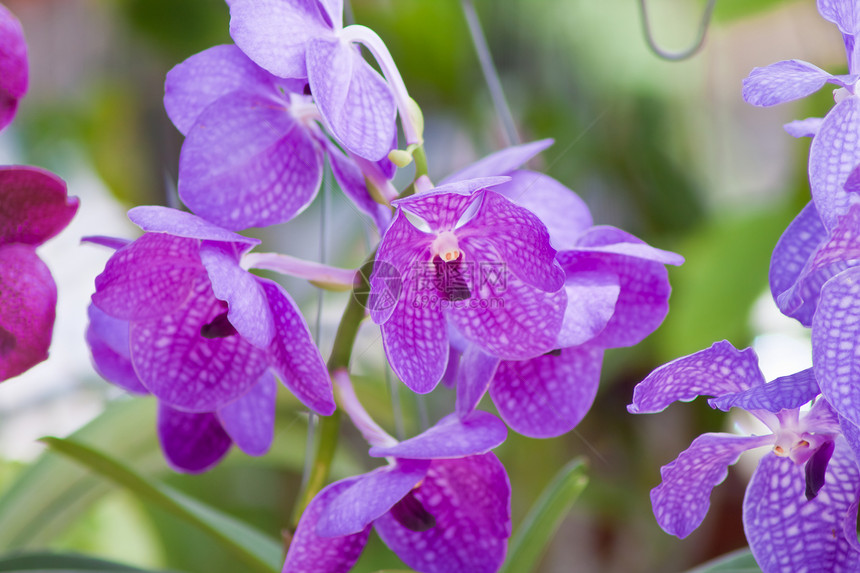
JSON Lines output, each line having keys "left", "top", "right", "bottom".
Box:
{"left": 430, "top": 230, "right": 462, "bottom": 262}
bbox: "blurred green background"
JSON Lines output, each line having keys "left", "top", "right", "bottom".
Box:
{"left": 0, "top": 0, "right": 840, "bottom": 571}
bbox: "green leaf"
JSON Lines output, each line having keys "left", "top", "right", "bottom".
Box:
{"left": 711, "top": 0, "right": 801, "bottom": 24}
{"left": 40, "top": 437, "right": 282, "bottom": 573}
{"left": 686, "top": 547, "right": 761, "bottom": 572}
{"left": 499, "top": 458, "right": 589, "bottom": 573}
{"left": 0, "top": 550, "right": 172, "bottom": 571}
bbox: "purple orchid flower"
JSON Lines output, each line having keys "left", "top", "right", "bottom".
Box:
{"left": 441, "top": 141, "right": 683, "bottom": 437}
{"left": 86, "top": 303, "right": 276, "bottom": 473}
{"left": 369, "top": 176, "right": 567, "bottom": 394}
{"left": 0, "top": 3, "right": 27, "bottom": 132}
{"left": 90, "top": 205, "right": 334, "bottom": 418}
{"left": 284, "top": 371, "right": 511, "bottom": 573}
{"left": 629, "top": 340, "right": 860, "bottom": 572}
{"left": 0, "top": 166, "right": 78, "bottom": 381}
{"left": 164, "top": 44, "right": 391, "bottom": 232}
{"left": 742, "top": 0, "right": 860, "bottom": 230}
{"left": 228, "top": 0, "right": 416, "bottom": 162}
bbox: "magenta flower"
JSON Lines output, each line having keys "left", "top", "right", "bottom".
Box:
{"left": 164, "top": 44, "right": 390, "bottom": 232}
{"left": 90, "top": 206, "right": 334, "bottom": 416}
{"left": 629, "top": 341, "right": 860, "bottom": 572}
{"left": 369, "top": 177, "right": 567, "bottom": 393}
{"left": 0, "top": 3, "right": 27, "bottom": 132}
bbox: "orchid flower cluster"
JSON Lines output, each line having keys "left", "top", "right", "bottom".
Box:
{"left": 73, "top": 1, "right": 686, "bottom": 571}
{"left": 0, "top": 4, "right": 78, "bottom": 384}
{"left": 628, "top": 1, "right": 860, "bottom": 570}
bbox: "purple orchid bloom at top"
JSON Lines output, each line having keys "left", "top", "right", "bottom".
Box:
{"left": 0, "top": 167, "right": 78, "bottom": 381}
{"left": 0, "top": 3, "right": 27, "bottom": 132}
{"left": 228, "top": 0, "right": 409, "bottom": 161}
{"left": 742, "top": 0, "right": 860, "bottom": 230}
{"left": 369, "top": 176, "right": 567, "bottom": 394}
{"left": 284, "top": 371, "right": 511, "bottom": 573}
{"left": 90, "top": 206, "right": 334, "bottom": 419}
{"left": 440, "top": 140, "right": 683, "bottom": 437}
{"left": 164, "top": 44, "right": 391, "bottom": 232}
{"left": 629, "top": 340, "right": 860, "bottom": 572}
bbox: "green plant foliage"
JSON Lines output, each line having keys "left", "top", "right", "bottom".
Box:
{"left": 687, "top": 547, "right": 762, "bottom": 572}
{"left": 0, "top": 551, "right": 174, "bottom": 572}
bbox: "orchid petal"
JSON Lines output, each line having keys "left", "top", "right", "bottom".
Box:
{"left": 0, "top": 4, "right": 27, "bottom": 131}
{"left": 393, "top": 178, "right": 510, "bottom": 231}
{"left": 490, "top": 344, "right": 603, "bottom": 438}
{"left": 818, "top": 0, "right": 860, "bottom": 37}
{"left": 324, "top": 138, "right": 391, "bottom": 232}
{"left": 85, "top": 304, "right": 147, "bottom": 395}
{"left": 708, "top": 368, "right": 820, "bottom": 413}
{"left": 743, "top": 60, "right": 851, "bottom": 106}
{"left": 556, "top": 259, "right": 620, "bottom": 348}
{"left": 218, "top": 370, "right": 276, "bottom": 456}
{"left": 784, "top": 117, "right": 824, "bottom": 138}
{"left": 0, "top": 167, "right": 78, "bottom": 246}
{"left": 629, "top": 341, "right": 766, "bottom": 414}
{"left": 454, "top": 345, "right": 500, "bottom": 419}
{"left": 157, "top": 404, "right": 232, "bottom": 474}
{"left": 127, "top": 206, "right": 259, "bottom": 248}
{"left": 369, "top": 411, "right": 507, "bottom": 460}
{"left": 440, "top": 139, "right": 553, "bottom": 184}
{"left": 571, "top": 226, "right": 685, "bottom": 266}
{"left": 317, "top": 0, "right": 343, "bottom": 30}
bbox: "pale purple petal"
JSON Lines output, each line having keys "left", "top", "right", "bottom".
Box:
{"left": 454, "top": 345, "right": 500, "bottom": 419}
{"left": 813, "top": 266, "right": 860, "bottom": 426}
{"left": 81, "top": 235, "right": 131, "bottom": 250}
{"left": 556, "top": 260, "right": 620, "bottom": 348}
{"left": 261, "top": 278, "right": 335, "bottom": 415}
{"left": 317, "top": 460, "right": 430, "bottom": 537}
{"left": 374, "top": 454, "right": 511, "bottom": 573}
{"left": 742, "top": 60, "right": 851, "bottom": 106}
{"left": 369, "top": 411, "right": 507, "bottom": 459}
{"left": 178, "top": 91, "right": 324, "bottom": 230}
{"left": 744, "top": 439, "right": 860, "bottom": 572}
{"left": 218, "top": 370, "right": 276, "bottom": 456}
{"left": 440, "top": 139, "right": 554, "bottom": 183}
{"left": 164, "top": 44, "right": 290, "bottom": 135}
{"left": 393, "top": 178, "right": 510, "bottom": 232}
{"left": 490, "top": 344, "right": 603, "bottom": 438}
{"left": 0, "top": 166, "right": 78, "bottom": 246}
{"left": 128, "top": 206, "right": 258, "bottom": 246}
{"left": 708, "top": 368, "right": 820, "bottom": 413}
{"left": 571, "top": 226, "right": 685, "bottom": 266}
{"left": 85, "top": 304, "right": 147, "bottom": 395}
{"left": 130, "top": 276, "right": 270, "bottom": 412}
{"left": 307, "top": 37, "right": 395, "bottom": 161}
{"left": 839, "top": 414, "right": 860, "bottom": 465}
{"left": 810, "top": 96, "right": 860, "bottom": 229}
{"left": 492, "top": 170, "right": 593, "bottom": 251}
{"left": 324, "top": 138, "right": 391, "bottom": 232}
{"left": 92, "top": 233, "right": 203, "bottom": 321}
{"left": 460, "top": 190, "right": 564, "bottom": 292}
{"left": 818, "top": 0, "right": 860, "bottom": 37}
{"left": 229, "top": 0, "right": 330, "bottom": 79}
{"left": 784, "top": 117, "right": 824, "bottom": 138}
{"left": 770, "top": 201, "right": 827, "bottom": 324}
{"left": 157, "top": 404, "right": 232, "bottom": 473}
{"left": 200, "top": 243, "right": 273, "bottom": 348}
{"left": 0, "top": 244, "right": 54, "bottom": 381}
{"left": 317, "top": 0, "right": 343, "bottom": 30}
{"left": 651, "top": 433, "right": 772, "bottom": 538}
{"left": 0, "top": 4, "right": 27, "bottom": 131}
{"left": 447, "top": 270, "right": 566, "bottom": 361}
{"left": 283, "top": 477, "right": 371, "bottom": 573}
{"left": 805, "top": 398, "right": 842, "bottom": 434}
{"left": 629, "top": 341, "right": 766, "bottom": 414}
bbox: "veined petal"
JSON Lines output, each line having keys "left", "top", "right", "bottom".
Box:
{"left": 652, "top": 433, "right": 772, "bottom": 538}
{"left": 374, "top": 454, "right": 511, "bottom": 573}
{"left": 200, "top": 242, "right": 273, "bottom": 348}
{"left": 490, "top": 344, "right": 603, "bottom": 438}
{"left": 317, "top": 460, "right": 430, "bottom": 537}
{"left": 93, "top": 233, "right": 203, "bottom": 322}
{"left": 164, "top": 44, "right": 292, "bottom": 136}
{"left": 0, "top": 4, "right": 27, "bottom": 131}
{"left": 229, "top": 0, "right": 330, "bottom": 79}
{"left": 818, "top": 0, "right": 860, "bottom": 37}
{"left": 157, "top": 404, "right": 232, "bottom": 474}
{"left": 85, "top": 304, "right": 148, "bottom": 395}
{"left": 307, "top": 37, "right": 395, "bottom": 161}
{"left": 393, "top": 178, "right": 510, "bottom": 232}
{"left": 369, "top": 411, "right": 507, "bottom": 460}
{"left": 770, "top": 201, "right": 828, "bottom": 325}
{"left": 708, "top": 368, "right": 820, "bottom": 413}
{"left": 556, "top": 258, "right": 620, "bottom": 348}
{"left": 178, "top": 91, "right": 324, "bottom": 230}
{"left": 629, "top": 341, "right": 766, "bottom": 414}
{"left": 261, "top": 278, "right": 335, "bottom": 415}
{"left": 813, "top": 266, "right": 860, "bottom": 427}
{"left": 454, "top": 344, "right": 501, "bottom": 419}
{"left": 128, "top": 206, "right": 258, "bottom": 247}
{"left": 742, "top": 60, "right": 850, "bottom": 106}
{"left": 838, "top": 414, "right": 860, "bottom": 465}
{"left": 0, "top": 166, "right": 78, "bottom": 246}
{"left": 283, "top": 477, "right": 371, "bottom": 573}
{"left": 744, "top": 438, "right": 860, "bottom": 572}
{"left": 130, "top": 276, "right": 269, "bottom": 412}
{"left": 784, "top": 117, "right": 824, "bottom": 138}
{"left": 0, "top": 245, "right": 55, "bottom": 381}
{"left": 809, "top": 96, "right": 860, "bottom": 230}
{"left": 440, "top": 139, "right": 554, "bottom": 184}
{"left": 218, "top": 370, "right": 276, "bottom": 456}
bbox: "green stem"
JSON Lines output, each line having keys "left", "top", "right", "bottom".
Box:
{"left": 412, "top": 145, "right": 429, "bottom": 180}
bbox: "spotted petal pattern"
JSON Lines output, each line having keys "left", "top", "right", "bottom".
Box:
{"left": 708, "top": 368, "right": 821, "bottom": 413}
{"left": 809, "top": 97, "right": 860, "bottom": 230}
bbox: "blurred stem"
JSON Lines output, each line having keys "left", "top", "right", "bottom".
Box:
{"left": 461, "top": 0, "right": 520, "bottom": 147}
{"left": 412, "top": 145, "right": 429, "bottom": 180}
